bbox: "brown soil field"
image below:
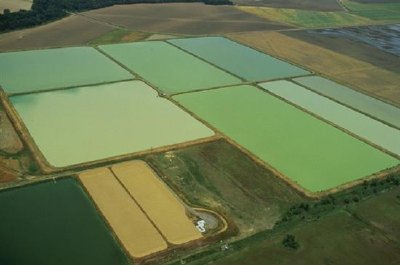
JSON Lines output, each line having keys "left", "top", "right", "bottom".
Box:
{"left": 232, "top": 0, "right": 343, "bottom": 11}
{"left": 112, "top": 161, "right": 202, "bottom": 245}
{"left": 228, "top": 31, "right": 400, "bottom": 107}
{"left": 82, "top": 3, "right": 291, "bottom": 35}
{"left": 0, "top": 14, "right": 114, "bottom": 51}
{"left": 285, "top": 30, "right": 400, "bottom": 74}
{"left": 0, "top": 0, "right": 31, "bottom": 13}
{"left": 79, "top": 167, "right": 168, "bottom": 258}
{"left": 0, "top": 108, "right": 23, "bottom": 154}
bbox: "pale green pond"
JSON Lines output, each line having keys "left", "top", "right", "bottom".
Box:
{"left": 11, "top": 81, "right": 213, "bottom": 167}
{"left": 0, "top": 47, "right": 133, "bottom": 94}
{"left": 174, "top": 85, "right": 398, "bottom": 192}
{"left": 261, "top": 80, "right": 400, "bottom": 156}
{"left": 99, "top": 41, "right": 241, "bottom": 94}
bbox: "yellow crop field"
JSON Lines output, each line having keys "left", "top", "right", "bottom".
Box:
{"left": 112, "top": 161, "right": 202, "bottom": 245}
{"left": 79, "top": 168, "right": 167, "bottom": 258}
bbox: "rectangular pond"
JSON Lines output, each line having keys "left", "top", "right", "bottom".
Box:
{"left": 99, "top": 41, "right": 241, "bottom": 94}
{"left": 0, "top": 178, "right": 129, "bottom": 265}
{"left": 169, "top": 36, "right": 310, "bottom": 82}
{"left": 11, "top": 80, "right": 214, "bottom": 167}
{"left": 293, "top": 76, "right": 400, "bottom": 129}
{"left": 261, "top": 80, "right": 400, "bottom": 156}
{"left": 174, "top": 85, "right": 399, "bottom": 192}
{"left": 0, "top": 47, "right": 133, "bottom": 94}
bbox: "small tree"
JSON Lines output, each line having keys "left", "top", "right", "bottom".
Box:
{"left": 282, "top": 234, "right": 299, "bottom": 250}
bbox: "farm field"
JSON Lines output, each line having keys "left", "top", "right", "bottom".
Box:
{"left": 82, "top": 3, "right": 290, "bottom": 35}
{"left": 10, "top": 81, "right": 214, "bottom": 167}
{"left": 0, "top": 47, "right": 132, "bottom": 94}
{"left": 112, "top": 161, "right": 202, "bottom": 245}
{"left": 237, "top": 6, "right": 372, "bottom": 28}
{"left": 261, "top": 80, "right": 400, "bottom": 156}
{"left": 208, "top": 210, "right": 400, "bottom": 265}
{"left": 174, "top": 85, "right": 399, "bottom": 193}
{"left": 0, "top": 14, "right": 115, "bottom": 52}
{"left": 146, "top": 139, "right": 304, "bottom": 237}
{"left": 0, "top": 0, "right": 31, "bottom": 14}
{"left": 0, "top": 178, "right": 129, "bottom": 265}
{"left": 79, "top": 167, "right": 168, "bottom": 258}
{"left": 231, "top": 0, "right": 343, "bottom": 11}
{"left": 100, "top": 41, "right": 240, "bottom": 94}
{"left": 169, "top": 37, "right": 309, "bottom": 82}
{"left": 228, "top": 31, "right": 400, "bottom": 107}
{"left": 342, "top": 0, "right": 400, "bottom": 21}
{"left": 294, "top": 76, "right": 400, "bottom": 129}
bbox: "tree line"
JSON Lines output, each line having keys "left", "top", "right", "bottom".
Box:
{"left": 0, "top": 0, "right": 232, "bottom": 32}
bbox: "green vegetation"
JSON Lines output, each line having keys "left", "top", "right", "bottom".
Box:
{"left": 0, "top": 178, "right": 129, "bottom": 265}
{"left": 174, "top": 85, "right": 399, "bottom": 192}
{"left": 282, "top": 234, "right": 299, "bottom": 250}
{"left": 342, "top": 0, "right": 400, "bottom": 20}
{"left": 169, "top": 37, "right": 309, "bottom": 81}
{"left": 0, "top": 47, "right": 132, "bottom": 94}
{"left": 100, "top": 41, "right": 241, "bottom": 94}
{"left": 11, "top": 81, "right": 213, "bottom": 167}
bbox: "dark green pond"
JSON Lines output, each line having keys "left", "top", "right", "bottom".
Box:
{"left": 0, "top": 178, "right": 129, "bottom": 265}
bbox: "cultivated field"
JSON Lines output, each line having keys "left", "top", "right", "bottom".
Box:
{"left": 174, "top": 85, "right": 399, "bottom": 193}
{"left": 11, "top": 81, "right": 213, "bottom": 167}
{"left": 342, "top": 0, "right": 400, "bottom": 21}
{"left": 0, "top": 47, "right": 132, "bottom": 94}
{"left": 146, "top": 140, "right": 304, "bottom": 237}
{"left": 232, "top": 0, "right": 343, "bottom": 11}
{"left": 79, "top": 167, "right": 168, "bottom": 258}
{"left": 0, "top": 15, "right": 115, "bottom": 52}
{"left": 0, "top": 0, "right": 31, "bottom": 13}
{"left": 0, "top": 178, "right": 129, "bottom": 265}
{"left": 237, "top": 6, "right": 372, "bottom": 28}
{"left": 169, "top": 37, "right": 309, "bottom": 82}
{"left": 0, "top": 108, "right": 22, "bottom": 154}
{"left": 100, "top": 41, "right": 240, "bottom": 94}
{"left": 261, "top": 80, "right": 400, "bottom": 156}
{"left": 112, "top": 161, "right": 202, "bottom": 245}
{"left": 294, "top": 76, "right": 400, "bottom": 129}
{"left": 82, "top": 3, "right": 290, "bottom": 35}
{"left": 228, "top": 31, "right": 400, "bottom": 106}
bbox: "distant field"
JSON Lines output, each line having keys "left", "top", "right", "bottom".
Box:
{"left": 232, "top": 0, "right": 343, "bottom": 11}
{"left": 0, "top": 15, "right": 115, "bottom": 52}
{"left": 261, "top": 80, "right": 400, "bottom": 156}
{"left": 343, "top": 0, "right": 400, "bottom": 20}
{"left": 294, "top": 76, "right": 400, "bottom": 129}
{"left": 146, "top": 140, "right": 304, "bottom": 237}
{"left": 0, "top": 47, "right": 132, "bottom": 94}
{"left": 209, "top": 210, "right": 400, "bottom": 265}
{"left": 169, "top": 37, "right": 309, "bottom": 82}
{"left": 100, "top": 41, "right": 241, "bottom": 94}
{"left": 11, "top": 81, "right": 214, "bottom": 167}
{"left": 0, "top": 0, "right": 31, "bottom": 13}
{"left": 237, "top": 6, "right": 372, "bottom": 28}
{"left": 228, "top": 31, "right": 400, "bottom": 107}
{"left": 88, "top": 29, "right": 149, "bottom": 45}
{"left": 0, "top": 178, "right": 129, "bottom": 265}
{"left": 174, "top": 85, "right": 398, "bottom": 192}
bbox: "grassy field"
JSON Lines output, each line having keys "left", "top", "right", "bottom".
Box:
{"left": 0, "top": 46, "right": 132, "bottom": 94}
{"left": 261, "top": 80, "right": 400, "bottom": 156}
{"left": 343, "top": 0, "right": 400, "bottom": 20}
{"left": 88, "top": 29, "right": 149, "bottom": 45}
{"left": 100, "top": 41, "right": 241, "bottom": 94}
{"left": 228, "top": 31, "right": 400, "bottom": 107}
{"left": 169, "top": 37, "right": 309, "bottom": 82}
{"left": 146, "top": 140, "right": 304, "bottom": 237}
{"left": 237, "top": 6, "right": 372, "bottom": 28}
{"left": 232, "top": 0, "right": 343, "bottom": 11}
{"left": 0, "top": 178, "right": 130, "bottom": 265}
{"left": 0, "top": 0, "right": 31, "bottom": 13}
{"left": 11, "top": 81, "right": 213, "bottom": 167}
{"left": 174, "top": 85, "right": 399, "bottom": 192}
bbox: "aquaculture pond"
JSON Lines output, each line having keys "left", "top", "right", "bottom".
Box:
{"left": 99, "top": 41, "right": 241, "bottom": 94}
{"left": 174, "top": 85, "right": 399, "bottom": 192}
{"left": 0, "top": 178, "right": 129, "bottom": 265}
{"left": 169, "top": 37, "right": 310, "bottom": 81}
{"left": 0, "top": 47, "right": 133, "bottom": 94}
{"left": 11, "top": 81, "right": 213, "bottom": 167}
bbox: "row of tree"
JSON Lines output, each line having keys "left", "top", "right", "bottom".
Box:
{"left": 0, "top": 0, "right": 232, "bottom": 32}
